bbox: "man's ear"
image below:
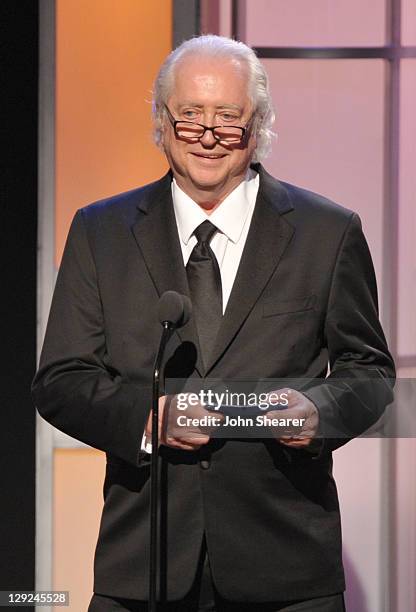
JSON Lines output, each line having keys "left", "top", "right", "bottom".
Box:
{"left": 159, "top": 114, "right": 168, "bottom": 151}
{"left": 159, "top": 125, "right": 166, "bottom": 152}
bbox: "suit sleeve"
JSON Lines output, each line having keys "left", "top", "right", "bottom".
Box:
{"left": 302, "top": 212, "right": 396, "bottom": 454}
{"left": 32, "top": 209, "right": 151, "bottom": 467}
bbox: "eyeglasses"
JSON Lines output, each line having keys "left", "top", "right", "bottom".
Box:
{"left": 164, "top": 105, "right": 253, "bottom": 144}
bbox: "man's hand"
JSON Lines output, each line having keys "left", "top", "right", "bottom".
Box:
{"left": 145, "top": 395, "right": 224, "bottom": 451}
{"left": 266, "top": 388, "right": 319, "bottom": 448}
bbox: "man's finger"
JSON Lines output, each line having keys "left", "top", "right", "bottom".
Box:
{"left": 177, "top": 434, "right": 210, "bottom": 445}
{"left": 164, "top": 436, "right": 202, "bottom": 450}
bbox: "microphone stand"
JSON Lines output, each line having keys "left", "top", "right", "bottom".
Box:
{"left": 149, "top": 320, "right": 172, "bottom": 612}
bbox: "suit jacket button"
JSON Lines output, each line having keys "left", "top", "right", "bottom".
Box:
{"left": 200, "top": 459, "right": 211, "bottom": 469}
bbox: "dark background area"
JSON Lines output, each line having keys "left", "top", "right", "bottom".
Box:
{"left": 0, "top": 1, "right": 38, "bottom": 606}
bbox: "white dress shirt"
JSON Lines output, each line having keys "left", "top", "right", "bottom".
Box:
{"left": 172, "top": 169, "right": 259, "bottom": 312}
{"left": 141, "top": 169, "right": 260, "bottom": 453}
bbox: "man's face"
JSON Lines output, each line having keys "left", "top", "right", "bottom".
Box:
{"left": 162, "top": 55, "right": 257, "bottom": 207}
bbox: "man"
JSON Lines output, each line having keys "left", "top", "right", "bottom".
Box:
{"left": 33, "top": 35, "right": 395, "bottom": 611}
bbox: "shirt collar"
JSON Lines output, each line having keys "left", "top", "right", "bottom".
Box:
{"left": 172, "top": 168, "right": 259, "bottom": 245}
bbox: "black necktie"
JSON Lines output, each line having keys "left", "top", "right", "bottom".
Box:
{"left": 186, "top": 220, "right": 223, "bottom": 368}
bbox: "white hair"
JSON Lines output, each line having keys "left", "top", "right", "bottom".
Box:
{"left": 152, "top": 34, "right": 275, "bottom": 162}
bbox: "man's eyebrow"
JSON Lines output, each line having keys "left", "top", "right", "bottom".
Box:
{"left": 216, "top": 104, "right": 242, "bottom": 111}
{"left": 177, "top": 102, "right": 243, "bottom": 111}
{"left": 177, "top": 102, "right": 203, "bottom": 108}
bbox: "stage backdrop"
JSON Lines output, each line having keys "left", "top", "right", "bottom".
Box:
{"left": 36, "top": 2, "right": 416, "bottom": 611}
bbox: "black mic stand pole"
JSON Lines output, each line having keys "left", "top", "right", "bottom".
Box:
{"left": 149, "top": 321, "right": 172, "bottom": 612}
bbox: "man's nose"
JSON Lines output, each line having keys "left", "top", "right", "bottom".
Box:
{"left": 200, "top": 126, "right": 216, "bottom": 147}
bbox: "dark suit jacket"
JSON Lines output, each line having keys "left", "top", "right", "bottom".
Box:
{"left": 32, "top": 164, "right": 395, "bottom": 603}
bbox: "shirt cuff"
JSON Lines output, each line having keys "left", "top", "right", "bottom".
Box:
{"left": 140, "top": 431, "right": 152, "bottom": 454}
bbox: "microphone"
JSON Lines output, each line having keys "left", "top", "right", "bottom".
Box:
{"left": 149, "top": 291, "right": 192, "bottom": 612}
{"left": 157, "top": 290, "right": 191, "bottom": 329}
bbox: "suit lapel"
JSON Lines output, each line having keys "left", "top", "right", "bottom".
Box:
{"left": 130, "top": 172, "right": 204, "bottom": 374}
{"left": 129, "top": 166, "right": 294, "bottom": 377}
{"left": 206, "top": 165, "right": 295, "bottom": 373}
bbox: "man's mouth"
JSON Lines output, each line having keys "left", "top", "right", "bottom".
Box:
{"left": 191, "top": 153, "right": 226, "bottom": 160}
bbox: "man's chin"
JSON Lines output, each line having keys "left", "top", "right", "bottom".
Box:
{"left": 187, "top": 172, "right": 227, "bottom": 193}
{"left": 192, "top": 180, "right": 224, "bottom": 192}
